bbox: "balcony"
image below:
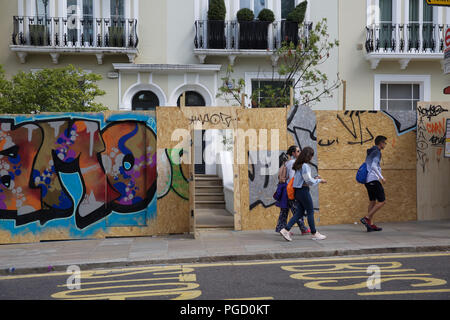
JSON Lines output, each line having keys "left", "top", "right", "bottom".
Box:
{"left": 193, "top": 20, "right": 312, "bottom": 66}
{"left": 365, "top": 23, "right": 447, "bottom": 69}
{"left": 10, "top": 16, "right": 139, "bottom": 64}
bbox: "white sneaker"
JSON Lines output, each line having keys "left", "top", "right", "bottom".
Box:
{"left": 311, "top": 232, "right": 326, "bottom": 240}
{"left": 280, "top": 228, "right": 292, "bottom": 241}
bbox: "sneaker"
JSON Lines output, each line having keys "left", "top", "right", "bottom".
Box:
{"left": 370, "top": 224, "right": 382, "bottom": 231}
{"left": 360, "top": 217, "right": 375, "bottom": 232}
{"left": 280, "top": 228, "right": 292, "bottom": 241}
{"left": 311, "top": 232, "right": 327, "bottom": 240}
{"left": 301, "top": 228, "right": 311, "bottom": 235}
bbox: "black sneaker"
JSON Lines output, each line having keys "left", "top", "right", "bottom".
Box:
{"left": 360, "top": 217, "right": 375, "bottom": 232}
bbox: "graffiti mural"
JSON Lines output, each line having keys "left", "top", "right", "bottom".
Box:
{"left": 417, "top": 104, "right": 449, "bottom": 172}
{"left": 0, "top": 113, "right": 157, "bottom": 239}
{"left": 157, "top": 148, "right": 189, "bottom": 200}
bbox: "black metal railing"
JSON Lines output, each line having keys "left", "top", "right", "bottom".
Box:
{"left": 365, "top": 23, "right": 446, "bottom": 53}
{"left": 12, "top": 16, "right": 138, "bottom": 48}
{"left": 194, "top": 20, "right": 312, "bottom": 50}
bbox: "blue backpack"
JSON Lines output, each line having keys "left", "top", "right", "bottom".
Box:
{"left": 356, "top": 162, "right": 368, "bottom": 184}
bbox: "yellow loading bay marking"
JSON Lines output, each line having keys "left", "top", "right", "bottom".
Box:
{"left": 1, "top": 252, "right": 449, "bottom": 299}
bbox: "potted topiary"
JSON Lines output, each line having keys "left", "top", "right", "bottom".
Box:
{"left": 257, "top": 8, "right": 275, "bottom": 49}
{"left": 207, "top": 0, "right": 226, "bottom": 49}
{"left": 237, "top": 8, "right": 257, "bottom": 49}
{"left": 282, "top": 1, "right": 308, "bottom": 47}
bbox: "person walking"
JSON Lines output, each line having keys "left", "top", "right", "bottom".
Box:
{"left": 360, "top": 135, "right": 387, "bottom": 232}
{"left": 275, "top": 146, "right": 310, "bottom": 234}
{"left": 274, "top": 154, "right": 290, "bottom": 233}
{"left": 280, "top": 147, "right": 327, "bottom": 241}
{"left": 284, "top": 146, "right": 310, "bottom": 235}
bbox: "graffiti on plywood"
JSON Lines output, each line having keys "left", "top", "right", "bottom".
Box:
{"left": 0, "top": 113, "right": 157, "bottom": 237}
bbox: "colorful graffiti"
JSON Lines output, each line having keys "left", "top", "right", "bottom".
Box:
{"left": 0, "top": 114, "right": 157, "bottom": 235}
{"left": 157, "top": 148, "right": 189, "bottom": 200}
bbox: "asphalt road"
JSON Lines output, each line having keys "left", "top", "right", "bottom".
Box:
{"left": 1, "top": 252, "right": 449, "bottom": 301}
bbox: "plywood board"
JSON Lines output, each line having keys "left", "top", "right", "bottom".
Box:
{"left": 416, "top": 102, "right": 450, "bottom": 221}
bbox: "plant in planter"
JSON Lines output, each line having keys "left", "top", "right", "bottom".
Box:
{"left": 108, "top": 24, "right": 124, "bottom": 47}
{"left": 237, "top": 8, "right": 272, "bottom": 50}
{"left": 282, "top": 1, "right": 308, "bottom": 47}
{"left": 207, "top": 0, "right": 226, "bottom": 49}
{"left": 29, "top": 24, "right": 48, "bottom": 46}
{"left": 257, "top": 8, "right": 275, "bottom": 24}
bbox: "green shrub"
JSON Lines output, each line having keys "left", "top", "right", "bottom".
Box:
{"left": 208, "top": 0, "right": 226, "bottom": 20}
{"left": 257, "top": 8, "right": 275, "bottom": 23}
{"left": 236, "top": 8, "right": 254, "bottom": 22}
{"left": 287, "top": 1, "right": 308, "bottom": 24}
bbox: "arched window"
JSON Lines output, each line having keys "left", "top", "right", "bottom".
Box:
{"left": 132, "top": 91, "right": 159, "bottom": 111}
{"left": 177, "top": 91, "right": 206, "bottom": 106}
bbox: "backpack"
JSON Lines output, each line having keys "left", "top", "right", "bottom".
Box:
{"left": 286, "top": 177, "right": 295, "bottom": 200}
{"left": 356, "top": 162, "right": 368, "bottom": 184}
{"left": 278, "top": 163, "right": 287, "bottom": 183}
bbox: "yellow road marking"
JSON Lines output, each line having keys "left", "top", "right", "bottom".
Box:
{"left": 1, "top": 252, "right": 449, "bottom": 280}
{"left": 225, "top": 297, "right": 274, "bottom": 300}
{"left": 358, "top": 288, "right": 450, "bottom": 296}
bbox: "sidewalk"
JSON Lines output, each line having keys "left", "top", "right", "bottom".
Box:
{"left": 0, "top": 220, "right": 449, "bottom": 275}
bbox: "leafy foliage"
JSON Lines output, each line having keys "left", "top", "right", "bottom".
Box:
{"left": 216, "top": 65, "right": 246, "bottom": 106}
{"left": 0, "top": 64, "right": 107, "bottom": 114}
{"left": 216, "top": 17, "right": 341, "bottom": 108}
{"left": 208, "top": 0, "right": 226, "bottom": 20}
{"left": 287, "top": 1, "right": 308, "bottom": 24}
{"left": 257, "top": 8, "right": 275, "bottom": 23}
{"left": 236, "top": 8, "right": 254, "bottom": 22}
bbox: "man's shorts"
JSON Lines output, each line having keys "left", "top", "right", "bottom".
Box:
{"left": 364, "top": 180, "right": 385, "bottom": 202}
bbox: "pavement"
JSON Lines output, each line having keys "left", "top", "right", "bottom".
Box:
{"left": 0, "top": 219, "right": 449, "bottom": 275}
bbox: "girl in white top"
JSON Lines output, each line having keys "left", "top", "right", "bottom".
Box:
{"left": 280, "top": 147, "right": 327, "bottom": 241}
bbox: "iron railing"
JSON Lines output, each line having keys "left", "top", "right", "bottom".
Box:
{"left": 365, "top": 23, "right": 447, "bottom": 53}
{"left": 194, "top": 20, "right": 312, "bottom": 50}
{"left": 12, "top": 15, "right": 138, "bottom": 48}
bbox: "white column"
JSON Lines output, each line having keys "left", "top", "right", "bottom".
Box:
{"left": 393, "top": 0, "right": 401, "bottom": 52}
{"left": 18, "top": 0, "right": 24, "bottom": 44}
{"left": 435, "top": 6, "right": 441, "bottom": 52}
{"left": 93, "top": 0, "right": 100, "bottom": 47}
{"left": 419, "top": 0, "right": 423, "bottom": 52}
{"left": 274, "top": 0, "right": 281, "bottom": 21}
{"left": 124, "top": 0, "right": 130, "bottom": 46}
{"left": 404, "top": 0, "right": 409, "bottom": 51}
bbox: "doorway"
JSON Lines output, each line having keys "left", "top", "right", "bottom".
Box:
{"left": 191, "top": 129, "right": 234, "bottom": 231}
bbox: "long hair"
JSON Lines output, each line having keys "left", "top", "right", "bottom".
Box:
{"left": 293, "top": 147, "right": 314, "bottom": 171}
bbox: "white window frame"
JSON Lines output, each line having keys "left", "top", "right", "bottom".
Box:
{"left": 245, "top": 72, "right": 300, "bottom": 108}
{"left": 373, "top": 74, "right": 430, "bottom": 111}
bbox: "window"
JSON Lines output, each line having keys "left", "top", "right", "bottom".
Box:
{"left": 66, "top": 0, "right": 94, "bottom": 44}
{"left": 251, "top": 79, "right": 293, "bottom": 107}
{"left": 281, "top": 0, "right": 295, "bottom": 20}
{"left": 111, "top": 0, "right": 125, "bottom": 18}
{"left": 379, "top": 0, "right": 393, "bottom": 49}
{"left": 240, "top": 0, "right": 266, "bottom": 17}
{"left": 36, "top": 0, "right": 49, "bottom": 18}
{"left": 132, "top": 91, "right": 159, "bottom": 111}
{"left": 374, "top": 74, "right": 430, "bottom": 112}
{"left": 177, "top": 91, "right": 206, "bottom": 106}
{"left": 409, "top": 0, "right": 433, "bottom": 49}
{"left": 380, "top": 83, "right": 420, "bottom": 111}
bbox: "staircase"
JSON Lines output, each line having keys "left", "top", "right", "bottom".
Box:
{"left": 194, "top": 174, "right": 234, "bottom": 229}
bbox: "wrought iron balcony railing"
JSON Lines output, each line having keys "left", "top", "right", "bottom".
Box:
{"left": 365, "top": 23, "right": 447, "bottom": 53}
{"left": 194, "top": 20, "right": 312, "bottom": 51}
{"left": 12, "top": 15, "right": 138, "bottom": 48}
